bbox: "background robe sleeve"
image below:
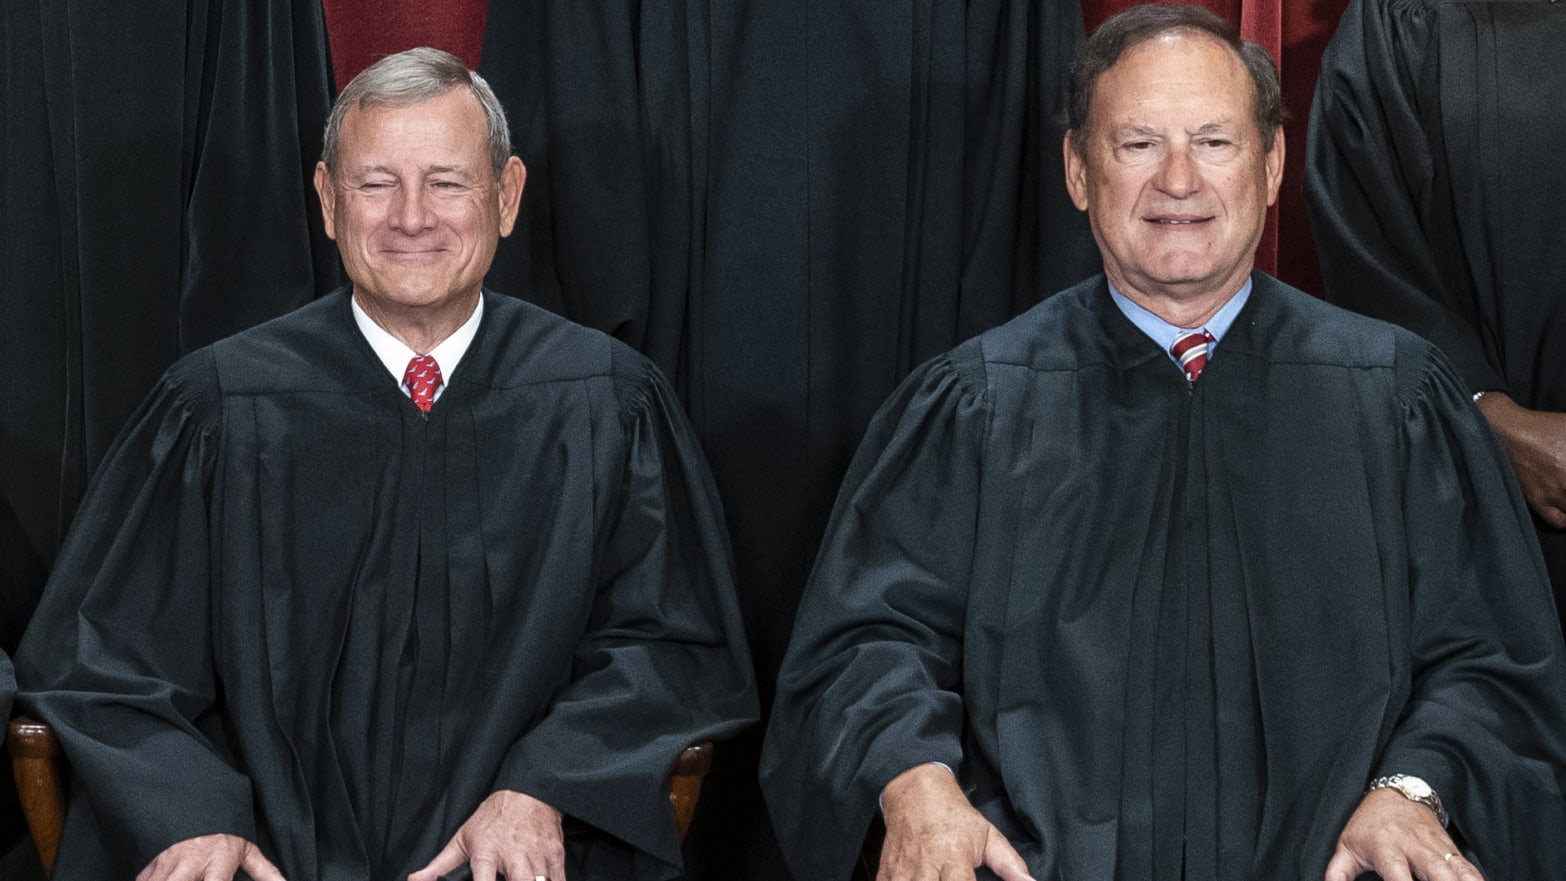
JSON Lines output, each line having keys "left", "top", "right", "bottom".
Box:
{"left": 0, "top": 649, "right": 13, "bottom": 725}
{"left": 493, "top": 355, "right": 757, "bottom": 877}
{"left": 758, "top": 351, "right": 989, "bottom": 881}
{"left": 1304, "top": 0, "right": 1507, "bottom": 394}
{"left": 1375, "top": 344, "right": 1566, "bottom": 877}
{"left": 13, "top": 351, "right": 260, "bottom": 876}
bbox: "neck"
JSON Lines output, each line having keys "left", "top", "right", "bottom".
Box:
{"left": 352, "top": 289, "right": 480, "bottom": 354}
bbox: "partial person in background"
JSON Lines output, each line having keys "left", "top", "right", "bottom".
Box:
{"left": 1307, "top": 0, "right": 1566, "bottom": 626}
{"left": 762, "top": 5, "right": 1566, "bottom": 880}
{"left": 16, "top": 48, "right": 755, "bottom": 881}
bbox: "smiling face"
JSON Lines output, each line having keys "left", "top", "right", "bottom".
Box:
{"left": 1064, "top": 30, "right": 1282, "bottom": 320}
{"left": 314, "top": 87, "right": 525, "bottom": 326}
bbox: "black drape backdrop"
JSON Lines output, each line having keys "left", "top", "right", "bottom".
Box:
{"left": 476, "top": 4, "right": 1098, "bottom": 874}
{"left": 2, "top": 0, "right": 338, "bottom": 586}
{"left": 2, "top": 0, "right": 1098, "bottom": 876}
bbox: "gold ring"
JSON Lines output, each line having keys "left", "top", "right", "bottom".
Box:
{"left": 1444, "top": 853, "right": 1455, "bottom": 863}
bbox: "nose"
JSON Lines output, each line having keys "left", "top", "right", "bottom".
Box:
{"left": 390, "top": 185, "right": 434, "bottom": 233}
{"left": 1153, "top": 144, "right": 1200, "bottom": 199}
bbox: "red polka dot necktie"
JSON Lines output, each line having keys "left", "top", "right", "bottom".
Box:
{"left": 1171, "top": 329, "right": 1215, "bottom": 382}
{"left": 403, "top": 354, "right": 443, "bottom": 412}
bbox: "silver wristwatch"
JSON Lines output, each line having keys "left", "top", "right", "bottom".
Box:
{"left": 1367, "top": 774, "right": 1448, "bottom": 827}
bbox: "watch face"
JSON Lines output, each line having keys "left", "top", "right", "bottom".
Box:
{"left": 1400, "top": 777, "right": 1434, "bottom": 799}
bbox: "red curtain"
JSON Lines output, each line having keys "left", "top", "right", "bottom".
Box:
{"left": 321, "top": 0, "right": 487, "bottom": 89}
{"left": 1083, "top": 0, "right": 1349, "bottom": 294}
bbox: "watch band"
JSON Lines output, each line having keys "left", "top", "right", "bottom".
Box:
{"left": 1367, "top": 774, "right": 1449, "bottom": 827}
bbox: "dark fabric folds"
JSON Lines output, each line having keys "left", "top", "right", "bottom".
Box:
{"left": 1305, "top": 0, "right": 1566, "bottom": 606}
{"left": 761, "top": 273, "right": 1566, "bottom": 881}
{"left": 16, "top": 290, "right": 758, "bottom": 881}
{"left": 477, "top": 5, "right": 1098, "bottom": 874}
{"left": 0, "top": 0, "right": 339, "bottom": 589}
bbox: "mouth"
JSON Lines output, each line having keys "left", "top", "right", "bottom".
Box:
{"left": 1144, "top": 215, "right": 1213, "bottom": 227}
{"left": 380, "top": 247, "right": 449, "bottom": 263}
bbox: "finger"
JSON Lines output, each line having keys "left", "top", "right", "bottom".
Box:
{"left": 1367, "top": 852, "right": 1415, "bottom": 881}
{"left": 201, "top": 853, "right": 243, "bottom": 881}
{"left": 1427, "top": 849, "right": 1486, "bottom": 881}
{"left": 467, "top": 853, "right": 498, "bottom": 881}
{"left": 239, "top": 845, "right": 289, "bottom": 881}
{"left": 409, "top": 838, "right": 467, "bottom": 881}
{"left": 1452, "top": 854, "right": 1487, "bottom": 881}
{"left": 165, "top": 851, "right": 210, "bottom": 881}
{"left": 137, "top": 850, "right": 196, "bottom": 881}
{"left": 497, "top": 852, "right": 544, "bottom": 881}
{"left": 543, "top": 833, "right": 568, "bottom": 881}
{"left": 982, "top": 827, "right": 1037, "bottom": 881}
{"left": 1323, "top": 844, "right": 1366, "bottom": 881}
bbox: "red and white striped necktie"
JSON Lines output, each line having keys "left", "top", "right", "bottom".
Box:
{"left": 1171, "top": 329, "right": 1215, "bottom": 382}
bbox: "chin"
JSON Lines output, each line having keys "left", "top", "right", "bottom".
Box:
{"left": 1146, "top": 258, "right": 1222, "bottom": 286}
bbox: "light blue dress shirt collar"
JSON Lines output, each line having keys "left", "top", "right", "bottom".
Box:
{"left": 1107, "top": 277, "right": 1252, "bottom": 371}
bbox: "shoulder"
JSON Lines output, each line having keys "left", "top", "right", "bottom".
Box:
{"left": 868, "top": 283, "right": 1111, "bottom": 433}
{"left": 477, "top": 292, "right": 673, "bottom": 408}
{"left": 963, "top": 275, "right": 1123, "bottom": 380}
{"left": 205, "top": 292, "right": 362, "bottom": 394}
{"left": 1241, "top": 274, "right": 1446, "bottom": 403}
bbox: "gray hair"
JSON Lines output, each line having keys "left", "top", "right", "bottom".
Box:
{"left": 1066, "top": 4, "right": 1284, "bottom": 151}
{"left": 321, "top": 46, "right": 512, "bottom": 179}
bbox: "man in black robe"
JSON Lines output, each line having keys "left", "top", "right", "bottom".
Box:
{"left": 15, "top": 48, "right": 756, "bottom": 881}
{"left": 1306, "top": 0, "right": 1566, "bottom": 627}
{"left": 761, "top": 7, "right": 1566, "bottom": 881}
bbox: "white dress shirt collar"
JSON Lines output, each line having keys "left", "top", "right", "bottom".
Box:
{"left": 350, "top": 293, "right": 484, "bottom": 402}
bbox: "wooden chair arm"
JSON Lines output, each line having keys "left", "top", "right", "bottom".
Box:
{"left": 7, "top": 716, "right": 65, "bottom": 874}
{"left": 668, "top": 741, "right": 713, "bottom": 841}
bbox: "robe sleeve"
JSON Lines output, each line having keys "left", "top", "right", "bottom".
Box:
{"left": 1304, "top": 0, "right": 1507, "bottom": 394}
{"left": 14, "top": 351, "right": 260, "bottom": 875}
{"left": 1, "top": 649, "right": 13, "bottom": 725}
{"left": 759, "top": 350, "right": 989, "bottom": 881}
{"left": 1377, "top": 340, "right": 1566, "bottom": 875}
{"left": 493, "top": 354, "right": 758, "bottom": 875}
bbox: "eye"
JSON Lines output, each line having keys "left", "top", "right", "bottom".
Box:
{"left": 1123, "top": 140, "right": 1155, "bottom": 151}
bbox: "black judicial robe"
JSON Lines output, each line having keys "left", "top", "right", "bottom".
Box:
{"left": 15, "top": 290, "right": 758, "bottom": 880}
{"left": 761, "top": 273, "right": 1566, "bottom": 881}
{"left": 1306, "top": 0, "right": 1566, "bottom": 607}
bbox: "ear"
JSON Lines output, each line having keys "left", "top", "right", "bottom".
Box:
{"left": 496, "top": 156, "right": 527, "bottom": 238}
{"left": 1263, "top": 128, "right": 1285, "bottom": 207}
{"left": 1063, "top": 132, "right": 1090, "bottom": 212}
{"left": 314, "top": 162, "right": 338, "bottom": 240}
